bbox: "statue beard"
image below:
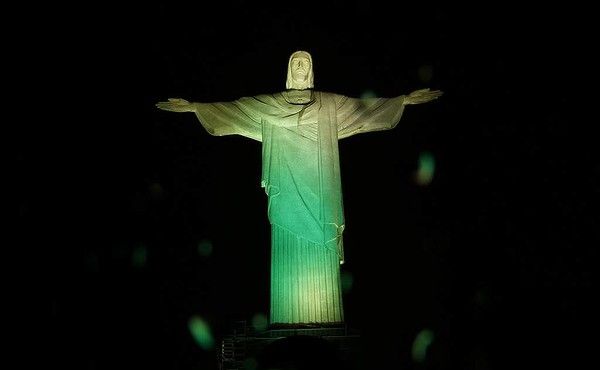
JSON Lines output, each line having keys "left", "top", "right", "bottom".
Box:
{"left": 289, "top": 74, "right": 311, "bottom": 90}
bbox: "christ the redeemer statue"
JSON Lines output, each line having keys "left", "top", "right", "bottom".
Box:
{"left": 157, "top": 50, "right": 442, "bottom": 327}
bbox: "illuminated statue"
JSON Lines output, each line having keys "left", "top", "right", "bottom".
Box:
{"left": 157, "top": 51, "right": 442, "bottom": 326}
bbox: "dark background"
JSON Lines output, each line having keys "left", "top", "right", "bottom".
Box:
{"left": 19, "top": 2, "right": 595, "bottom": 369}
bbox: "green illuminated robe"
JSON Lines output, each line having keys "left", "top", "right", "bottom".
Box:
{"left": 193, "top": 90, "right": 405, "bottom": 325}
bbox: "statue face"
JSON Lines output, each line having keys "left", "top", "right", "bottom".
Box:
{"left": 290, "top": 56, "right": 311, "bottom": 84}
{"left": 286, "top": 50, "right": 314, "bottom": 90}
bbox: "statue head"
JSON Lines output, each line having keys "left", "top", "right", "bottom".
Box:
{"left": 286, "top": 50, "right": 314, "bottom": 90}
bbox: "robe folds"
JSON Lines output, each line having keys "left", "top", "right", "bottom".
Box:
{"left": 193, "top": 90, "right": 405, "bottom": 324}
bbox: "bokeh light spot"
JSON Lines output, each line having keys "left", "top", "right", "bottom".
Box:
{"left": 243, "top": 357, "right": 258, "bottom": 370}
{"left": 412, "top": 329, "right": 434, "bottom": 363}
{"left": 251, "top": 313, "right": 269, "bottom": 332}
{"left": 418, "top": 65, "right": 434, "bottom": 83}
{"left": 415, "top": 151, "right": 435, "bottom": 186}
{"left": 148, "top": 182, "right": 164, "bottom": 199}
{"left": 341, "top": 271, "right": 354, "bottom": 293}
{"left": 197, "top": 239, "right": 213, "bottom": 257}
{"left": 188, "top": 315, "right": 214, "bottom": 350}
{"left": 132, "top": 244, "right": 147, "bottom": 268}
{"left": 360, "top": 89, "right": 377, "bottom": 99}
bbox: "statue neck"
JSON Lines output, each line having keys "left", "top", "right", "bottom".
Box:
{"left": 283, "top": 89, "right": 315, "bottom": 105}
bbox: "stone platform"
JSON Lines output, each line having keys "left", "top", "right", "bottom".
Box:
{"left": 218, "top": 322, "right": 363, "bottom": 370}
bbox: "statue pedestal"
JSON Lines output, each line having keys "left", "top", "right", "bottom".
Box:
{"left": 218, "top": 321, "right": 362, "bottom": 370}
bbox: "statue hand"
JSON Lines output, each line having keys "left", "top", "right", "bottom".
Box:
{"left": 156, "top": 98, "right": 195, "bottom": 112}
{"left": 404, "top": 88, "right": 443, "bottom": 105}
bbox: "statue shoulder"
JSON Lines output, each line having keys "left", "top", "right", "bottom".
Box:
{"left": 236, "top": 93, "right": 280, "bottom": 105}
{"left": 317, "top": 91, "right": 350, "bottom": 105}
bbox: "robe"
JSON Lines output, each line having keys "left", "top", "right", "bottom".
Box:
{"left": 193, "top": 90, "right": 405, "bottom": 325}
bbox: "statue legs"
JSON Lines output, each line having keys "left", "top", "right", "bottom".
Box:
{"left": 269, "top": 225, "right": 344, "bottom": 326}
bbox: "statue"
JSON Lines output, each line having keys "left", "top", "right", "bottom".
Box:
{"left": 157, "top": 51, "right": 442, "bottom": 327}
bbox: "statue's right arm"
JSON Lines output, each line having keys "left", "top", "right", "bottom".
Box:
{"left": 403, "top": 89, "right": 443, "bottom": 105}
{"left": 156, "top": 96, "right": 263, "bottom": 142}
{"left": 156, "top": 98, "right": 195, "bottom": 113}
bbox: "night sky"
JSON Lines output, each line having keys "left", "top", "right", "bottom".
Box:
{"left": 21, "top": 2, "right": 594, "bottom": 370}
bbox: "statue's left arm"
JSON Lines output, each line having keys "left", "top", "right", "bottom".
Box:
{"left": 336, "top": 89, "right": 443, "bottom": 139}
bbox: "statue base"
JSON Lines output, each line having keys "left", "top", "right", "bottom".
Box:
{"left": 218, "top": 321, "right": 362, "bottom": 370}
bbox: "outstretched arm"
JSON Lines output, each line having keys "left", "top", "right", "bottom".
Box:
{"left": 403, "top": 88, "right": 443, "bottom": 105}
{"left": 336, "top": 88, "right": 443, "bottom": 139}
{"left": 156, "top": 96, "right": 267, "bottom": 141}
{"left": 156, "top": 98, "right": 195, "bottom": 112}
